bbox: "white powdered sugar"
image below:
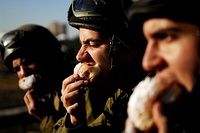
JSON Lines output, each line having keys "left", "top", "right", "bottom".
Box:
{"left": 127, "top": 77, "right": 156, "bottom": 131}
{"left": 73, "top": 62, "right": 101, "bottom": 82}
{"left": 127, "top": 77, "right": 182, "bottom": 131}
{"left": 18, "top": 74, "right": 41, "bottom": 90}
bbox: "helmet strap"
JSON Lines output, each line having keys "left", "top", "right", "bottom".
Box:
{"left": 109, "top": 34, "right": 122, "bottom": 70}
{"left": 108, "top": 34, "right": 123, "bottom": 87}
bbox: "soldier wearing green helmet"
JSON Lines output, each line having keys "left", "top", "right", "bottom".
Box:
{"left": 0, "top": 24, "right": 64, "bottom": 71}
{"left": 52, "top": 0, "right": 147, "bottom": 133}
{"left": 0, "top": 24, "right": 75, "bottom": 133}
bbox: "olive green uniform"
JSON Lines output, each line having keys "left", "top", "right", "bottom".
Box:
{"left": 52, "top": 87, "right": 129, "bottom": 133}
{"left": 39, "top": 92, "right": 66, "bottom": 133}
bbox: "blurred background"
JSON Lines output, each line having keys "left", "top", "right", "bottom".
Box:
{"left": 0, "top": 0, "right": 80, "bottom": 133}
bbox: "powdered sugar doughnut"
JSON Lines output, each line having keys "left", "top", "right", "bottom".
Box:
{"left": 74, "top": 62, "right": 101, "bottom": 83}
{"left": 127, "top": 77, "right": 183, "bottom": 132}
{"left": 18, "top": 74, "right": 41, "bottom": 90}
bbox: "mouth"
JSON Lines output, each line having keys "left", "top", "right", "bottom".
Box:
{"left": 81, "top": 62, "right": 99, "bottom": 68}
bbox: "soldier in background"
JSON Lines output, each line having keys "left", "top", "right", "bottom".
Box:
{"left": 0, "top": 24, "right": 75, "bottom": 133}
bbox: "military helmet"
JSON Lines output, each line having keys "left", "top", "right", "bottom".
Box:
{"left": 68, "top": 0, "right": 128, "bottom": 31}
{"left": 0, "top": 24, "right": 62, "bottom": 71}
{"left": 127, "top": 0, "right": 200, "bottom": 29}
{"left": 67, "top": 0, "right": 135, "bottom": 47}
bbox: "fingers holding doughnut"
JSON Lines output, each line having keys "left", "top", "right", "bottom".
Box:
{"left": 73, "top": 62, "right": 102, "bottom": 83}
{"left": 127, "top": 77, "right": 184, "bottom": 132}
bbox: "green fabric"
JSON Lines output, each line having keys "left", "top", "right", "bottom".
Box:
{"left": 40, "top": 116, "right": 55, "bottom": 133}
{"left": 52, "top": 88, "right": 125, "bottom": 133}
{"left": 39, "top": 92, "right": 65, "bottom": 133}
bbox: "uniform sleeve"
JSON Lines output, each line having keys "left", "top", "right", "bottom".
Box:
{"left": 52, "top": 88, "right": 124, "bottom": 133}
{"left": 40, "top": 92, "right": 66, "bottom": 133}
{"left": 39, "top": 115, "right": 55, "bottom": 133}
{"left": 52, "top": 113, "right": 88, "bottom": 133}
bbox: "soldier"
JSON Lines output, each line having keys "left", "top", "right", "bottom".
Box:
{"left": 0, "top": 24, "right": 74, "bottom": 133}
{"left": 125, "top": 0, "right": 200, "bottom": 132}
{"left": 53, "top": 0, "right": 147, "bottom": 133}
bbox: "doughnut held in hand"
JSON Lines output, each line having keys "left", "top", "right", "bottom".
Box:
{"left": 74, "top": 62, "right": 101, "bottom": 83}
{"left": 127, "top": 77, "right": 183, "bottom": 132}
{"left": 18, "top": 74, "right": 41, "bottom": 91}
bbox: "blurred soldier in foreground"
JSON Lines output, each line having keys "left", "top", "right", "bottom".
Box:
{"left": 125, "top": 0, "right": 200, "bottom": 133}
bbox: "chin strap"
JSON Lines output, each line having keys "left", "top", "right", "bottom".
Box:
{"left": 109, "top": 34, "right": 121, "bottom": 70}
{"left": 107, "top": 34, "right": 123, "bottom": 86}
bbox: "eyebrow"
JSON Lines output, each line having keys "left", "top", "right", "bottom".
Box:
{"left": 82, "top": 37, "right": 103, "bottom": 44}
{"left": 150, "top": 27, "right": 182, "bottom": 38}
{"left": 156, "top": 27, "right": 182, "bottom": 34}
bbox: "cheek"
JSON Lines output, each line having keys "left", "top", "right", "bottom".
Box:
{"left": 178, "top": 47, "right": 199, "bottom": 75}
{"left": 161, "top": 38, "right": 198, "bottom": 71}
{"left": 166, "top": 42, "right": 199, "bottom": 88}
{"left": 28, "top": 63, "right": 40, "bottom": 71}
{"left": 90, "top": 47, "right": 111, "bottom": 76}
{"left": 179, "top": 41, "right": 198, "bottom": 68}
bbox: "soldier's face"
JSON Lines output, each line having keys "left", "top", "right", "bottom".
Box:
{"left": 142, "top": 18, "right": 200, "bottom": 92}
